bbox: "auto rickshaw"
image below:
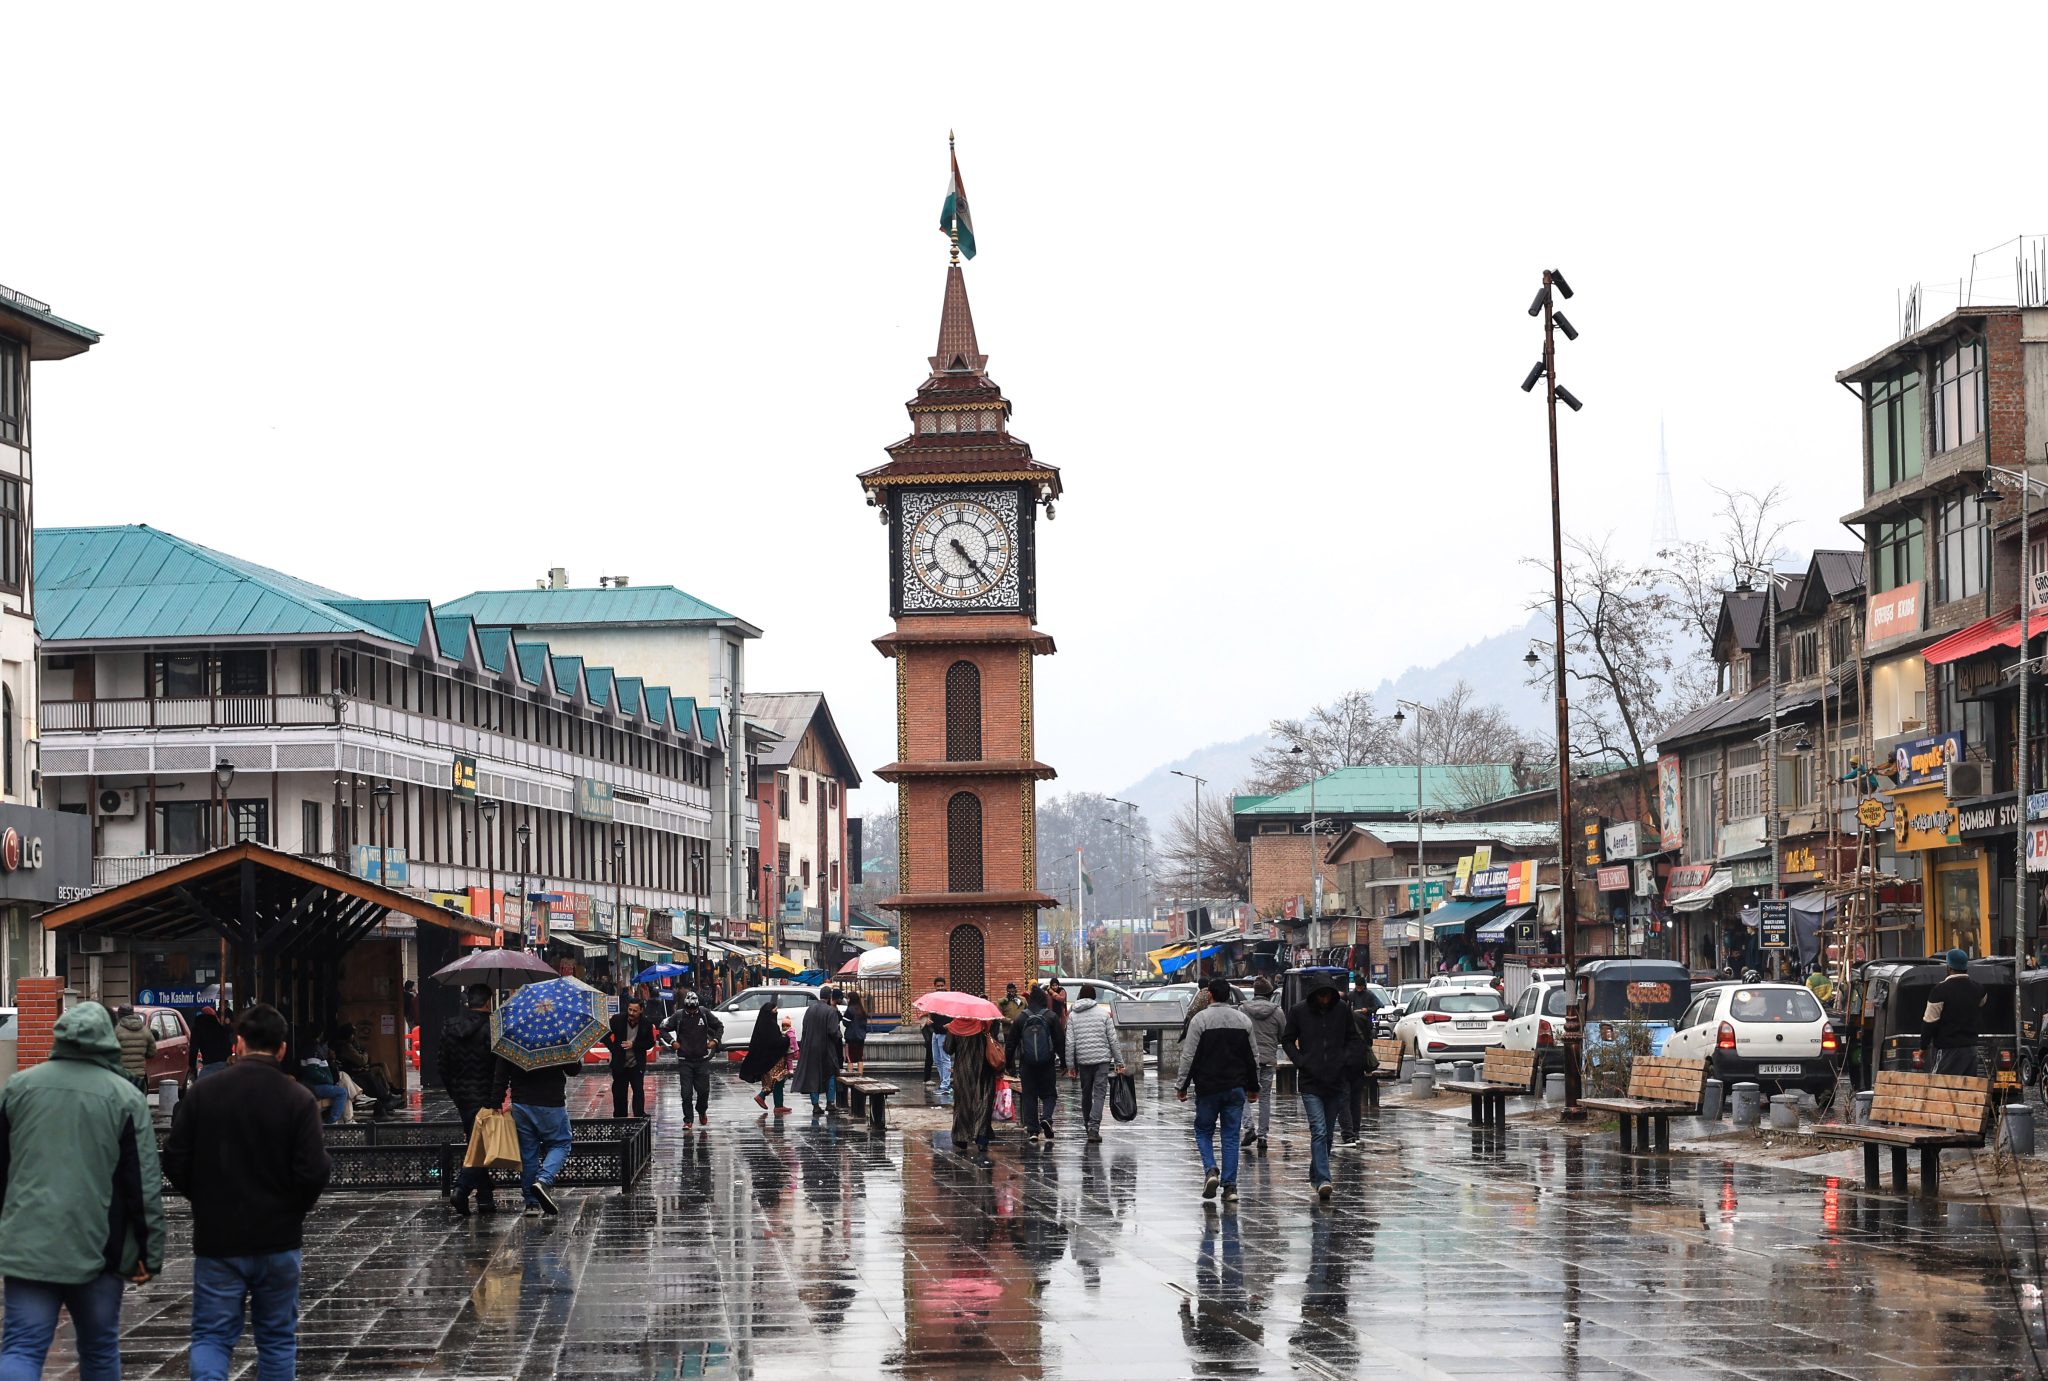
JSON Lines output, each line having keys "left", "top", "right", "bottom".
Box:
{"left": 1856, "top": 956, "right": 2017, "bottom": 1089}
{"left": 2016, "top": 968, "right": 2048, "bottom": 1086}
{"left": 1575, "top": 959, "right": 1692, "bottom": 1058}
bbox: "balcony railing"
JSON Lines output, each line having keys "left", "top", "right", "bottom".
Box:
{"left": 43, "top": 696, "right": 339, "bottom": 731}
{"left": 92, "top": 851, "right": 347, "bottom": 891}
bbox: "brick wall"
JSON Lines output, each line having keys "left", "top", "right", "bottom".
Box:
{"left": 14, "top": 977, "right": 64, "bottom": 1071}
{"left": 1249, "top": 834, "right": 1316, "bottom": 918}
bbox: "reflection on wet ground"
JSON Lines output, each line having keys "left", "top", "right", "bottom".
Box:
{"left": 46, "top": 1069, "right": 2048, "bottom": 1377}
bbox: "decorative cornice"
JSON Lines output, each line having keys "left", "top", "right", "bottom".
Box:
{"left": 875, "top": 758, "right": 1057, "bottom": 782}
{"left": 880, "top": 888, "right": 1059, "bottom": 911}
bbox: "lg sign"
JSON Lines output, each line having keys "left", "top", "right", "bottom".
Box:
{"left": 1, "top": 827, "right": 46, "bottom": 873}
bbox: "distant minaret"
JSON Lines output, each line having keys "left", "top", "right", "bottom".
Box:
{"left": 1651, "top": 418, "right": 1681, "bottom": 553}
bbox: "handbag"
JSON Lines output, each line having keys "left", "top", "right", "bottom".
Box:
{"left": 985, "top": 1034, "right": 1007, "bottom": 1073}
{"left": 994, "top": 1078, "right": 1016, "bottom": 1123}
{"left": 464, "top": 1108, "right": 522, "bottom": 1171}
{"left": 1108, "top": 1071, "right": 1138, "bottom": 1123}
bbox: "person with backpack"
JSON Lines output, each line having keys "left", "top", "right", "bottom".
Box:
{"left": 1005, "top": 987, "right": 1065, "bottom": 1143}
{"left": 662, "top": 990, "right": 724, "bottom": 1128}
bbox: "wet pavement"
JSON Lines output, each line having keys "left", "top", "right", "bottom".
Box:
{"left": 40, "top": 1066, "right": 2048, "bottom": 1378}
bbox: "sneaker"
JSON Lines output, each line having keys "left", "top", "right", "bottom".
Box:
{"left": 1222, "top": 1185, "right": 1240, "bottom": 1204}
{"left": 1317, "top": 1182, "right": 1333, "bottom": 1201}
{"left": 1203, "top": 1171, "right": 1220, "bottom": 1200}
{"left": 1041, "top": 1121, "right": 1056, "bottom": 1140}
{"left": 1241, "top": 1131, "right": 1259, "bottom": 1148}
{"left": 522, "top": 1204, "right": 543, "bottom": 1218}
{"left": 531, "top": 1183, "right": 559, "bottom": 1216}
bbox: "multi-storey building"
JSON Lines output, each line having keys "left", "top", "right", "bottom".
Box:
{"left": 37, "top": 525, "right": 734, "bottom": 990}
{"left": 743, "top": 692, "right": 859, "bottom": 966}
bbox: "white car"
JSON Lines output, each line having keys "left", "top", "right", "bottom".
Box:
{"left": 713, "top": 984, "right": 824, "bottom": 1063}
{"left": 1500, "top": 979, "right": 1569, "bottom": 1091}
{"left": 1377, "top": 984, "right": 1431, "bottom": 1037}
{"left": 1661, "top": 982, "right": 1839, "bottom": 1097}
{"left": 1394, "top": 989, "right": 1508, "bottom": 1062}
{"left": 1428, "top": 973, "right": 1502, "bottom": 992}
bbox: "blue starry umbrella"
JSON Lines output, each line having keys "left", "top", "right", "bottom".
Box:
{"left": 490, "top": 976, "right": 609, "bottom": 1071}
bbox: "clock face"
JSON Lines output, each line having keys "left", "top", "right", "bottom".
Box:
{"left": 896, "top": 487, "right": 1027, "bottom": 613}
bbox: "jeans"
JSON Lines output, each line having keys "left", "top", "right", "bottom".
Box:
{"left": 1019, "top": 1066, "right": 1058, "bottom": 1130}
{"left": 931, "top": 1033, "right": 953, "bottom": 1095}
{"left": 809, "top": 1072, "right": 838, "bottom": 1112}
{"left": 1301, "top": 1090, "right": 1335, "bottom": 1187}
{"left": 1076, "top": 1063, "right": 1112, "bottom": 1130}
{"left": 190, "top": 1251, "right": 301, "bottom": 1381}
{"left": 1192, "top": 1088, "right": 1246, "bottom": 1185}
{"left": 611, "top": 1066, "right": 645, "bottom": 1118}
{"left": 677, "top": 1061, "right": 712, "bottom": 1119}
{"left": 0, "top": 1273, "right": 125, "bottom": 1381}
{"left": 512, "top": 1103, "right": 573, "bottom": 1204}
{"left": 306, "top": 1083, "right": 348, "bottom": 1124}
{"left": 1252, "top": 1064, "right": 1275, "bottom": 1137}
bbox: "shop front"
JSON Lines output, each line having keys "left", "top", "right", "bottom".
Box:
{"left": 1891, "top": 780, "right": 1962, "bottom": 956}
{"left": 1955, "top": 792, "right": 2023, "bottom": 956}
{"left": 0, "top": 805, "right": 90, "bottom": 1006}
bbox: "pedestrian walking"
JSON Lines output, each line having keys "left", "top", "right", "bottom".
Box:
{"left": 1063, "top": 983, "right": 1123, "bottom": 1144}
{"left": 0, "top": 1002, "right": 166, "bottom": 1381}
{"left": 843, "top": 992, "right": 870, "bottom": 1075}
{"left": 925, "top": 975, "right": 955, "bottom": 1098}
{"left": 190, "top": 1002, "right": 233, "bottom": 1081}
{"left": 1337, "top": 1000, "right": 1376, "bottom": 1147}
{"left": 163, "top": 1003, "right": 332, "bottom": 1381}
{"left": 111, "top": 1004, "right": 155, "bottom": 1093}
{"left": 1046, "top": 980, "right": 1070, "bottom": 1028}
{"left": 739, "top": 997, "right": 792, "bottom": 1116}
{"left": 487, "top": 1049, "right": 577, "bottom": 1216}
{"left": 795, "top": 988, "right": 845, "bottom": 1115}
{"left": 1006, "top": 988, "right": 1065, "bottom": 1142}
{"left": 601, "top": 999, "right": 656, "bottom": 1118}
{"left": 437, "top": 984, "right": 500, "bottom": 1215}
{"left": 944, "top": 1017, "right": 1001, "bottom": 1166}
{"left": 661, "top": 990, "right": 723, "bottom": 1129}
{"left": 1239, "top": 978, "right": 1287, "bottom": 1154}
{"left": 1280, "top": 972, "right": 1366, "bottom": 1201}
{"left": 1924, "top": 949, "right": 1984, "bottom": 1076}
{"left": 1176, "top": 978, "right": 1259, "bottom": 1204}
{"left": 402, "top": 979, "right": 420, "bottom": 1034}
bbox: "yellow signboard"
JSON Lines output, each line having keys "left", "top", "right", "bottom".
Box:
{"left": 1455, "top": 855, "right": 1474, "bottom": 896}
{"left": 1892, "top": 784, "right": 1958, "bottom": 852}
{"left": 1472, "top": 845, "right": 1493, "bottom": 873}
{"left": 1857, "top": 798, "right": 1888, "bottom": 830}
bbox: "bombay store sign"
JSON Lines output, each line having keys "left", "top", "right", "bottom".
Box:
{"left": 1957, "top": 794, "right": 2021, "bottom": 840}
{"left": 1892, "top": 783, "right": 1959, "bottom": 851}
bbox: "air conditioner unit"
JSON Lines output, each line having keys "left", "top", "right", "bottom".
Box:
{"left": 96, "top": 789, "right": 136, "bottom": 818}
{"left": 76, "top": 934, "right": 118, "bottom": 955}
{"left": 1946, "top": 761, "right": 1986, "bottom": 799}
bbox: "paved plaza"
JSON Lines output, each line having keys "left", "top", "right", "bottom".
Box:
{"left": 40, "top": 1069, "right": 2048, "bottom": 1380}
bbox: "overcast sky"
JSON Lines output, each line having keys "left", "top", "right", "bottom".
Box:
{"left": 10, "top": 6, "right": 2047, "bottom": 812}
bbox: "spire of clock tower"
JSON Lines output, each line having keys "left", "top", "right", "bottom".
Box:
{"left": 929, "top": 264, "right": 986, "bottom": 375}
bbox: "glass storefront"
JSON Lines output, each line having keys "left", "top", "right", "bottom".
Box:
{"left": 1933, "top": 860, "right": 1984, "bottom": 957}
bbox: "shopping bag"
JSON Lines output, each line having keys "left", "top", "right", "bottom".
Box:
{"left": 464, "top": 1108, "right": 522, "bottom": 1171}
{"left": 1108, "top": 1071, "right": 1138, "bottom": 1123}
{"left": 994, "top": 1078, "right": 1016, "bottom": 1123}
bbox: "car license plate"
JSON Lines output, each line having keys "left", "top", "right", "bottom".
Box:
{"left": 1759, "top": 1063, "right": 1801, "bottom": 1076}
{"left": 1456, "top": 1021, "right": 1484, "bottom": 1030}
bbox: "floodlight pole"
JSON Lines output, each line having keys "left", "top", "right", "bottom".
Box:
{"left": 1538, "top": 269, "right": 1583, "bottom": 1118}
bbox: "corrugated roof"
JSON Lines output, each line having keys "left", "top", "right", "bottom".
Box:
{"left": 584, "top": 665, "right": 614, "bottom": 711}
{"left": 1656, "top": 684, "right": 1823, "bottom": 747}
{"left": 1344, "top": 821, "right": 1559, "bottom": 849}
{"left": 697, "top": 705, "right": 722, "bottom": 743}
{"left": 474, "top": 626, "right": 513, "bottom": 676}
{"left": 1809, "top": 549, "right": 1866, "bottom": 602}
{"left": 1236, "top": 765, "right": 1520, "bottom": 818}
{"left": 742, "top": 692, "right": 862, "bottom": 786}
{"left": 326, "top": 599, "right": 431, "bottom": 646}
{"left": 37, "top": 526, "right": 367, "bottom": 642}
{"left": 438, "top": 585, "right": 758, "bottom": 635}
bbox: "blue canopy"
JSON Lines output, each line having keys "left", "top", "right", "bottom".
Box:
{"left": 1160, "top": 943, "right": 1222, "bottom": 975}
{"left": 1422, "top": 899, "right": 1504, "bottom": 938}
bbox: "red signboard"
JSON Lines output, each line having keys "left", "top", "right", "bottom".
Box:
{"left": 1866, "top": 580, "right": 1923, "bottom": 646}
{"left": 1665, "top": 863, "right": 1714, "bottom": 902}
{"left": 1596, "top": 865, "right": 1631, "bottom": 893}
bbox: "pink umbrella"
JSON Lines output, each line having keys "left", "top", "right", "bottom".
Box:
{"left": 912, "top": 991, "right": 1003, "bottom": 1021}
{"left": 834, "top": 955, "right": 862, "bottom": 977}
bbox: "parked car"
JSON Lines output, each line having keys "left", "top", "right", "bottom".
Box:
{"left": 1661, "top": 981, "right": 1840, "bottom": 1097}
{"left": 1375, "top": 983, "right": 1430, "bottom": 1038}
{"left": 1500, "top": 979, "right": 1568, "bottom": 1091}
{"left": 1428, "top": 973, "right": 1500, "bottom": 992}
{"left": 1053, "top": 978, "right": 1139, "bottom": 1005}
{"left": 1393, "top": 989, "right": 1508, "bottom": 1062}
{"left": 713, "top": 985, "right": 824, "bottom": 1063}
{"left": 132, "top": 1005, "right": 193, "bottom": 1094}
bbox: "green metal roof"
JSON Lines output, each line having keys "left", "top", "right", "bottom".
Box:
{"left": 584, "top": 665, "right": 614, "bottom": 711}
{"left": 439, "top": 585, "right": 756, "bottom": 634}
{"left": 37, "top": 526, "right": 364, "bottom": 642}
{"left": 697, "top": 706, "right": 722, "bottom": 741}
{"left": 326, "top": 599, "right": 430, "bottom": 646}
{"left": 474, "top": 626, "right": 512, "bottom": 676}
{"left": 1236, "top": 765, "right": 1521, "bottom": 818}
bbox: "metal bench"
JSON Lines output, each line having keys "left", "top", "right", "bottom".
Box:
{"left": 1438, "top": 1048, "right": 1536, "bottom": 1126}
{"left": 1812, "top": 1071, "right": 1992, "bottom": 1195}
{"left": 1578, "top": 1055, "right": 1707, "bottom": 1153}
{"left": 839, "top": 1074, "right": 901, "bottom": 1130}
{"left": 160, "top": 1118, "right": 653, "bottom": 1195}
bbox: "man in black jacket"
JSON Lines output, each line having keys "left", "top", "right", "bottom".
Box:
{"left": 437, "top": 983, "right": 500, "bottom": 1215}
{"left": 662, "top": 990, "right": 724, "bottom": 1129}
{"left": 163, "top": 1003, "right": 332, "bottom": 1381}
{"left": 1924, "top": 948, "right": 1985, "bottom": 1076}
{"left": 602, "top": 999, "right": 657, "bottom": 1118}
{"left": 1175, "top": 978, "right": 1260, "bottom": 1204}
{"left": 1281, "top": 974, "right": 1366, "bottom": 1201}
{"left": 188, "top": 1002, "right": 233, "bottom": 1080}
{"left": 488, "top": 1054, "right": 576, "bottom": 1216}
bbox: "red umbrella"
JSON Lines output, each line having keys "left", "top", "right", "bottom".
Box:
{"left": 912, "top": 991, "right": 1003, "bottom": 1021}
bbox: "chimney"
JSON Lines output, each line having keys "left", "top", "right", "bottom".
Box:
{"left": 548, "top": 567, "right": 568, "bottom": 589}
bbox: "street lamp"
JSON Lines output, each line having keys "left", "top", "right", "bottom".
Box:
{"left": 213, "top": 760, "right": 236, "bottom": 848}
{"left": 1171, "top": 770, "right": 1208, "bottom": 939}
{"left": 611, "top": 831, "right": 627, "bottom": 992}
{"left": 478, "top": 799, "right": 500, "bottom": 937}
{"left": 1394, "top": 702, "right": 1429, "bottom": 982}
{"left": 515, "top": 821, "right": 533, "bottom": 951}
{"left": 371, "top": 783, "right": 394, "bottom": 890}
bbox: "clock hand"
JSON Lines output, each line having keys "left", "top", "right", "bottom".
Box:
{"left": 948, "top": 537, "right": 987, "bottom": 578}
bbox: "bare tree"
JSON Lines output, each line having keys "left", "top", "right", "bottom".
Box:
{"left": 1245, "top": 690, "right": 1399, "bottom": 794}
{"left": 1661, "top": 484, "right": 1794, "bottom": 658}
{"left": 1160, "top": 789, "right": 1250, "bottom": 901}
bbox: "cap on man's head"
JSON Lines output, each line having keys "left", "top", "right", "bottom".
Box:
{"left": 1947, "top": 947, "right": 1970, "bottom": 972}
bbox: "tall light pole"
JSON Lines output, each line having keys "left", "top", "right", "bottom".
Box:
{"left": 1393, "top": 701, "right": 1428, "bottom": 982}
{"left": 1285, "top": 746, "right": 1327, "bottom": 948}
{"left": 1522, "top": 266, "right": 1585, "bottom": 1115}
{"left": 515, "top": 821, "right": 532, "bottom": 951}
{"left": 611, "top": 831, "right": 627, "bottom": 992}
{"left": 1171, "top": 770, "right": 1208, "bottom": 939}
{"left": 478, "top": 798, "right": 500, "bottom": 938}
{"left": 1736, "top": 563, "right": 1788, "bottom": 976}
{"left": 371, "top": 783, "right": 393, "bottom": 890}
{"left": 213, "top": 759, "right": 236, "bottom": 849}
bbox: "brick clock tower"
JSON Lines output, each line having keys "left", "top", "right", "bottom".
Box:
{"left": 860, "top": 248, "right": 1061, "bottom": 1000}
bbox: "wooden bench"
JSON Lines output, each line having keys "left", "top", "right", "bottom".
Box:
{"left": 838, "top": 1074, "right": 901, "bottom": 1130}
{"left": 1438, "top": 1048, "right": 1536, "bottom": 1127}
{"left": 1579, "top": 1055, "right": 1707, "bottom": 1153}
{"left": 1812, "top": 1071, "right": 1991, "bottom": 1196}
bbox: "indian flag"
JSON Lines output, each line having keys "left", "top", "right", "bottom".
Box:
{"left": 940, "top": 147, "right": 977, "bottom": 259}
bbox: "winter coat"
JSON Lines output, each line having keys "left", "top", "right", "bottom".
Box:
{"left": 738, "top": 1004, "right": 786, "bottom": 1084}
{"left": 163, "top": 1051, "right": 330, "bottom": 1258}
{"left": 1064, "top": 998, "right": 1121, "bottom": 1068}
{"left": 1240, "top": 997, "right": 1287, "bottom": 1067}
{"left": 792, "top": 1000, "right": 844, "bottom": 1095}
{"left": 603, "top": 1014, "right": 658, "bottom": 1072}
{"left": 1175, "top": 1002, "right": 1259, "bottom": 1098}
{"left": 1005, "top": 1007, "right": 1066, "bottom": 1072}
{"left": 436, "top": 1009, "right": 496, "bottom": 1110}
{"left": 1924, "top": 973, "right": 1984, "bottom": 1050}
{"left": 662, "top": 1006, "right": 724, "bottom": 1063}
{"left": 189, "top": 1008, "right": 233, "bottom": 1068}
{"left": 487, "top": 1057, "right": 573, "bottom": 1109}
{"left": 0, "top": 1004, "right": 166, "bottom": 1283}
{"left": 1280, "top": 987, "right": 1366, "bottom": 1098}
{"left": 113, "top": 1011, "right": 157, "bottom": 1078}
{"left": 843, "top": 1004, "right": 870, "bottom": 1045}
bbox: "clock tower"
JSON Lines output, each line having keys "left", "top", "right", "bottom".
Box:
{"left": 860, "top": 247, "right": 1060, "bottom": 1000}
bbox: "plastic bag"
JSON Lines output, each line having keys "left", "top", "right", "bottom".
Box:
{"left": 994, "top": 1078, "right": 1016, "bottom": 1123}
{"left": 464, "top": 1108, "right": 522, "bottom": 1171}
{"left": 1108, "top": 1071, "right": 1138, "bottom": 1123}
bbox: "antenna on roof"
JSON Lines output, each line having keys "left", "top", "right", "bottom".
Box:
{"left": 1650, "top": 418, "right": 1680, "bottom": 552}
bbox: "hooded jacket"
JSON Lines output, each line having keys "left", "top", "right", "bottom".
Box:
{"left": 792, "top": 1000, "right": 844, "bottom": 1096}
{"left": 1281, "top": 979, "right": 1366, "bottom": 1098}
{"left": 164, "top": 1049, "right": 331, "bottom": 1258}
{"left": 114, "top": 1010, "right": 157, "bottom": 1078}
{"left": 189, "top": 1007, "right": 233, "bottom": 1068}
{"left": 1240, "top": 997, "right": 1286, "bottom": 1067}
{"left": 1064, "top": 998, "right": 1121, "bottom": 1068}
{"left": 662, "top": 1004, "right": 724, "bottom": 1062}
{"left": 1175, "top": 1001, "right": 1259, "bottom": 1098}
{"left": 436, "top": 1007, "right": 496, "bottom": 1110}
{"left": 0, "top": 1003, "right": 167, "bottom": 1283}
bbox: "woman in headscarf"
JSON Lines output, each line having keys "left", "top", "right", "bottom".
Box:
{"left": 944, "top": 1016, "right": 1002, "bottom": 1166}
{"left": 739, "top": 995, "right": 791, "bottom": 1114}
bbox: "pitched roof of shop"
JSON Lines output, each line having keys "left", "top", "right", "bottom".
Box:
{"left": 743, "top": 691, "right": 863, "bottom": 786}
{"left": 439, "top": 586, "right": 760, "bottom": 637}
{"left": 1234, "top": 765, "right": 1520, "bottom": 819}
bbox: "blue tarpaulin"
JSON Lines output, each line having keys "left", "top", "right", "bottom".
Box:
{"left": 1160, "top": 943, "right": 1223, "bottom": 975}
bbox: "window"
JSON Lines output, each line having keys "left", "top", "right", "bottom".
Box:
{"left": 225, "top": 800, "right": 268, "bottom": 846}
{"left": 945, "top": 660, "right": 983, "bottom": 760}
{"left": 828, "top": 782, "right": 839, "bottom": 811}
{"left": 1827, "top": 614, "right": 1858, "bottom": 672}
{"left": 156, "top": 802, "right": 212, "bottom": 854}
{"left": 1936, "top": 664, "right": 1991, "bottom": 784}
{"left": 947, "top": 924, "right": 987, "bottom": 997}
{"left": 1777, "top": 741, "right": 1815, "bottom": 812}
{"left": 1872, "top": 653, "right": 1928, "bottom": 740}
{"left": 219, "top": 650, "right": 267, "bottom": 696}
{"left": 776, "top": 773, "right": 790, "bottom": 821}
{"left": 0, "top": 477, "right": 22, "bottom": 590}
{"left": 799, "top": 776, "right": 809, "bottom": 806}
{"left": 1726, "top": 743, "right": 1763, "bottom": 822}
{"left": 3, "top": 686, "right": 13, "bottom": 796}
{"left": 1726, "top": 655, "right": 1751, "bottom": 695}
{"left": 1936, "top": 492, "right": 1989, "bottom": 603}
{"left": 829, "top": 860, "right": 840, "bottom": 891}
{"left": 946, "top": 791, "right": 983, "bottom": 892}
{"left": 1874, "top": 517, "right": 1925, "bottom": 593}
{"left": 300, "top": 649, "right": 321, "bottom": 695}
{"left": 152, "top": 654, "right": 208, "bottom": 698}
{"left": 1934, "top": 336, "right": 1985, "bottom": 452}
{"left": 1780, "top": 627, "right": 1820, "bottom": 681}
{"left": 0, "top": 338, "right": 21, "bottom": 447}
{"left": 301, "top": 801, "right": 322, "bottom": 855}
{"left": 1868, "top": 367, "right": 1923, "bottom": 492}
{"left": 800, "top": 859, "right": 811, "bottom": 887}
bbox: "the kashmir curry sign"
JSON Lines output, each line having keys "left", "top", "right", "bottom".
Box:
{"left": 1892, "top": 783, "right": 1959, "bottom": 851}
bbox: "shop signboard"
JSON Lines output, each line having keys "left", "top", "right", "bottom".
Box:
{"left": 1605, "top": 822, "right": 1641, "bottom": 861}
{"left": 1759, "top": 899, "right": 1791, "bottom": 950}
{"left": 1892, "top": 784, "right": 1959, "bottom": 851}
{"left": 450, "top": 754, "right": 478, "bottom": 800}
{"left": 1893, "top": 731, "right": 1965, "bottom": 788}
{"left": 1665, "top": 863, "right": 1714, "bottom": 904}
{"left": 351, "top": 845, "right": 409, "bottom": 886}
{"left": 1730, "top": 856, "right": 1776, "bottom": 888}
{"left": 2028, "top": 825, "right": 2048, "bottom": 874}
{"left": 573, "top": 778, "right": 615, "bottom": 822}
{"left": 1658, "top": 755, "right": 1684, "bottom": 854}
{"left": 1403, "top": 879, "right": 1448, "bottom": 910}
{"left": 1504, "top": 860, "right": 1539, "bottom": 905}
{"left": 1866, "top": 580, "right": 1923, "bottom": 647}
{"left": 1471, "top": 867, "right": 1509, "bottom": 898}
{"left": 1471, "top": 846, "right": 1493, "bottom": 873}
{"left": 1596, "top": 865, "right": 1631, "bottom": 893}
{"left": 1455, "top": 856, "right": 1474, "bottom": 896}
{"left": 2030, "top": 792, "right": 2048, "bottom": 821}
{"left": 1957, "top": 794, "right": 2021, "bottom": 839}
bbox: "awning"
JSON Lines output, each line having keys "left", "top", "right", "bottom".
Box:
{"left": 766, "top": 953, "right": 802, "bottom": 975}
{"left": 548, "top": 933, "right": 604, "bottom": 956}
{"left": 617, "top": 938, "right": 672, "bottom": 962}
{"left": 1926, "top": 612, "right": 2025, "bottom": 667}
{"left": 1419, "top": 899, "right": 1504, "bottom": 939}
{"left": 1476, "top": 906, "right": 1530, "bottom": 942}
{"left": 1159, "top": 942, "right": 1223, "bottom": 975}
{"left": 1671, "top": 869, "right": 1735, "bottom": 913}
{"left": 1147, "top": 941, "right": 1197, "bottom": 968}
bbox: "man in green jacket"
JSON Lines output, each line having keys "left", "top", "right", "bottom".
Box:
{"left": 0, "top": 1002, "right": 167, "bottom": 1379}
